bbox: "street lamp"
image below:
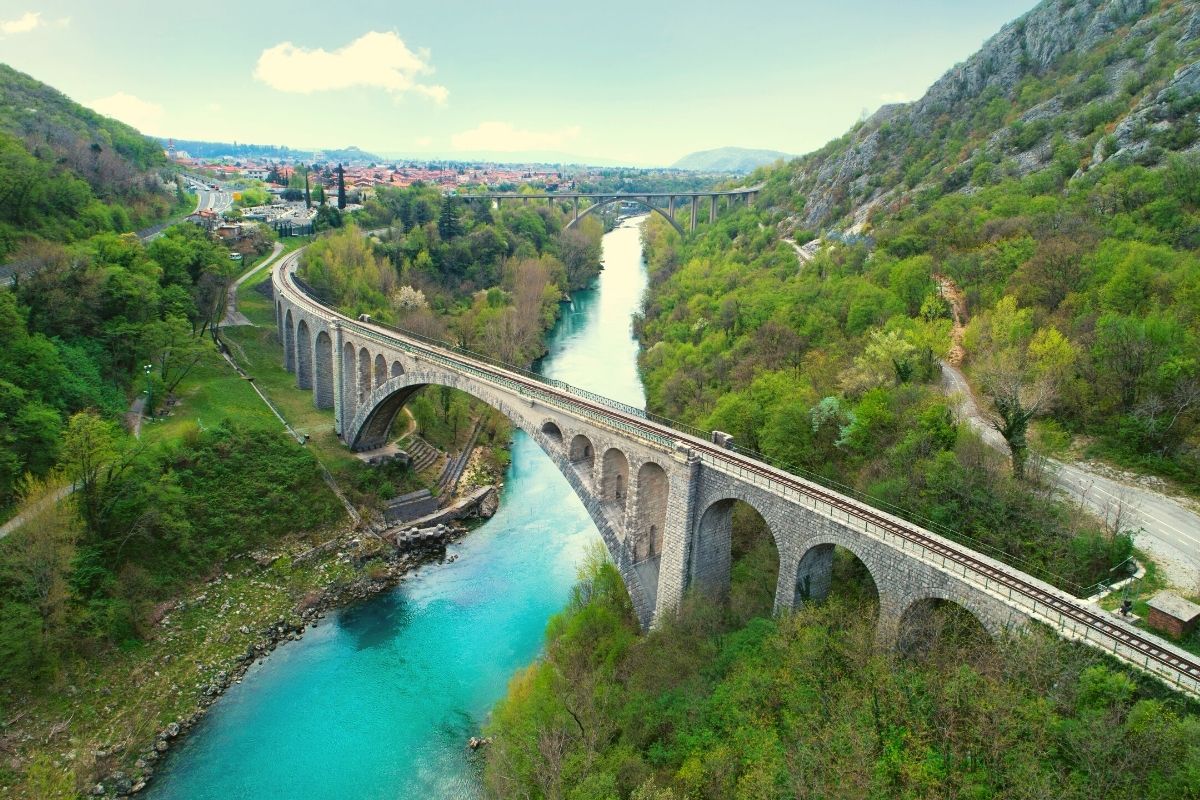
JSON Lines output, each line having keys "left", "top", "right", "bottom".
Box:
{"left": 144, "top": 363, "right": 154, "bottom": 417}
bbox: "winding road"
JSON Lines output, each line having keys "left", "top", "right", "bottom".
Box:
{"left": 940, "top": 360, "right": 1200, "bottom": 587}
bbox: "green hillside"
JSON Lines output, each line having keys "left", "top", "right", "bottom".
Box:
{"left": 645, "top": 0, "right": 1200, "bottom": 492}
{"left": 0, "top": 63, "right": 179, "bottom": 256}
{"left": 487, "top": 3, "right": 1200, "bottom": 792}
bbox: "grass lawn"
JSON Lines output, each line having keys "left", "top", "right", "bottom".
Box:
{"left": 140, "top": 346, "right": 278, "bottom": 446}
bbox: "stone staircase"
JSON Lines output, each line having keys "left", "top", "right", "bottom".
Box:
{"left": 437, "top": 419, "right": 482, "bottom": 498}
{"left": 403, "top": 436, "right": 441, "bottom": 473}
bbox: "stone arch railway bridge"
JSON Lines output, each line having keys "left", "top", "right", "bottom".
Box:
{"left": 463, "top": 185, "right": 761, "bottom": 234}
{"left": 272, "top": 249, "right": 1200, "bottom": 697}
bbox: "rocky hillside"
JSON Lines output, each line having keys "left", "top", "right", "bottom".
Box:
{"left": 764, "top": 0, "right": 1200, "bottom": 235}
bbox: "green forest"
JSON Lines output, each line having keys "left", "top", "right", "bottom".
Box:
{"left": 484, "top": 535, "right": 1200, "bottom": 800}
{"left": 0, "top": 64, "right": 185, "bottom": 256}
{"left": 0, "top": 219, "right": 343, "bottom": 694}
{"left": 296, "top": 185, "right": 607, "bottom": 444}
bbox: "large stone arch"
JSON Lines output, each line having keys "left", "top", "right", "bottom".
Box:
{"left": 566, "top": 196, "right": 684, "bottom": 235}
{"left": 689, "top": 495, "right": 783, "bottom": 601}
{"left": 314, "top": 330, "right": 334, "bottom": 409}
{"left": 283, "top": 309, "right": 296, "bottom": 373}
{"left": 791, "top": 525, "right": 885, "bottom": 612}
{"left": 687, "top": 472, "right": 790, "bottom": 602}
{"left": 894, "top": 585, "right": 1013, "bottom": 646}
{"left": 344, "top": 369, "right": 660, "bottom": 625}
{"left": 296, "top": 319, "right": 313, "bottom": 389}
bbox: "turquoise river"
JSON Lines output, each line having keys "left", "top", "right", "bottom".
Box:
{"left": 146, "top": 216, "right": 651, "bottom": 799}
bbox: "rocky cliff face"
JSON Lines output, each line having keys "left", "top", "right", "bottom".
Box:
{"left": 779, "top": 0, "right": 1200, "bottom": 235}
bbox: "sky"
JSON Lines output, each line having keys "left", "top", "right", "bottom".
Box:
{"left": 0, "top": 1, "right": 1041, "bottom": 166}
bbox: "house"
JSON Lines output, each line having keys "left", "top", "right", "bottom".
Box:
{"left": 1146, "top": 591, "right": 1200, "bottom": 639}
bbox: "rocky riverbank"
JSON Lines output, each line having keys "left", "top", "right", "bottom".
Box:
{"left": 86, "top": 494, "right": 497, "bottom": 799}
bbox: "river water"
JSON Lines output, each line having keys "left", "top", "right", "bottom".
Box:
{"left": 146, "top": 216, "right": 649, "bottom": 799}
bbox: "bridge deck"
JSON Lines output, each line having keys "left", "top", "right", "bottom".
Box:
{"left": 273, "top": 250, "right": 1200, "bottom": 697}
{"left": 464, "top": 184, "right": 763, "bottom": 200}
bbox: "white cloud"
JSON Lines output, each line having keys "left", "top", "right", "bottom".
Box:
{"left": 89, "top": 92, "right": 164, "bottom": 134}
{"left": 415, "top": 136, "right": 433, "bottom": 147}
{"left": 254, "top": 31, "right": 447, "bottom": 103}
{"left": 1, "top": 11, "right": 41, "bottom": 34}
{"left": 878, "top": 91, "right": 911, "bottom": 104}
{"left": 451, "top": 121, "right": 581, "bottom": 152}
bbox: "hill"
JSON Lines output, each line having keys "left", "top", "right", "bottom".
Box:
{"left": 164, "top": 138, "right": 382, "bottom": 165}
{"left": 0, "top": 63, "right": 179, "bottom": 256}
{"left": 486, "top": 1, "right": 1200, "bottom": 792}
{"left": 672, "top": 146, "right": 791, "bottom": 172}
{"left": 759, "top": 0, "right": 1200, "bottom": 234}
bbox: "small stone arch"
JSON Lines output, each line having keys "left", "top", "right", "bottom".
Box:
{"left": 690, "top": 496, "right": 781, "bottom": 600}
{"left": 895, "top": 588, "right": 1007, "bottom": 654}
{"left": 793, "top": 539, "right": 880, "bottom": 613}
{"left": 283, "top": 309, "right": 296, "bottom": 373}
{"left": 569, "top": 434, "right": 595, "bottom": 485}
{"left": 600, "top": 448, "right": 630, "bottom": 510}
{"left": 374, "top": 354, "right": 386, "bottom": 389}
{"left": 541, "top": 421, "right": 563, "bottom": 446}
{"left": 633, "top": 462, "right": 668, "bottom": 561}
{"left": 341, "top": 341, "right": 357, "bottom": 418}
{"left": 296, "top": 319, "right": 312, "bottom": 389}
{"left": 357, "top": 348, "right": 371, "bottom": 405}
{"left": 390, "top": 360, "right": 404, "bottom": 379}
{"left": 314, "top": 330, "right": 334, "bottom": 409}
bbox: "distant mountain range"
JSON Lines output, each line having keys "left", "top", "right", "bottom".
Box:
{"left": 162, "top": 138, "right": 382, "bottom": 165}
{"left": 672, "top": 147, "right": 793, "bottom": 173}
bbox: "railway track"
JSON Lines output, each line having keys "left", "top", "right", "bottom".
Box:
{"left": 274, "top": 248, "right": 1200, "bottom": 694}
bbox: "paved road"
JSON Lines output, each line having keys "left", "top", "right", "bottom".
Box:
{"left": 940, "top": 361, "right": 1200, "bottom": 587}
{"left": 0, "top": 483, "right": 74, "bottom": 541}
{"left": 220, "top": 241, "right": 285, "bottom": 327}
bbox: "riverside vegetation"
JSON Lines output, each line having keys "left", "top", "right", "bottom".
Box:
{"left": 296, "top": 184, "right": 606, "bottom": 447}
{"left": 483, "top": 0, "right": 1200, "bottom": 796}
{"left": 0, "top": 79, "right": 607, "bottom": 792}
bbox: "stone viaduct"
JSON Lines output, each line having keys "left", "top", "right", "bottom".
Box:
{"left": 272, "top": 250, "right": 1200, "bottom": 697}
{"left": 465, "top": 186, "right": 761, "bottom": 234}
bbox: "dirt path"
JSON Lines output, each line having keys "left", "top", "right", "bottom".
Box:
{"left": 934, "top": 274, "right": 967, "bottom": 365}
{"left": 0, "top": 483, "right": 74, "bottom": 541}
{"left": 782, "top": 236, "right": 819, "bottom": 266}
